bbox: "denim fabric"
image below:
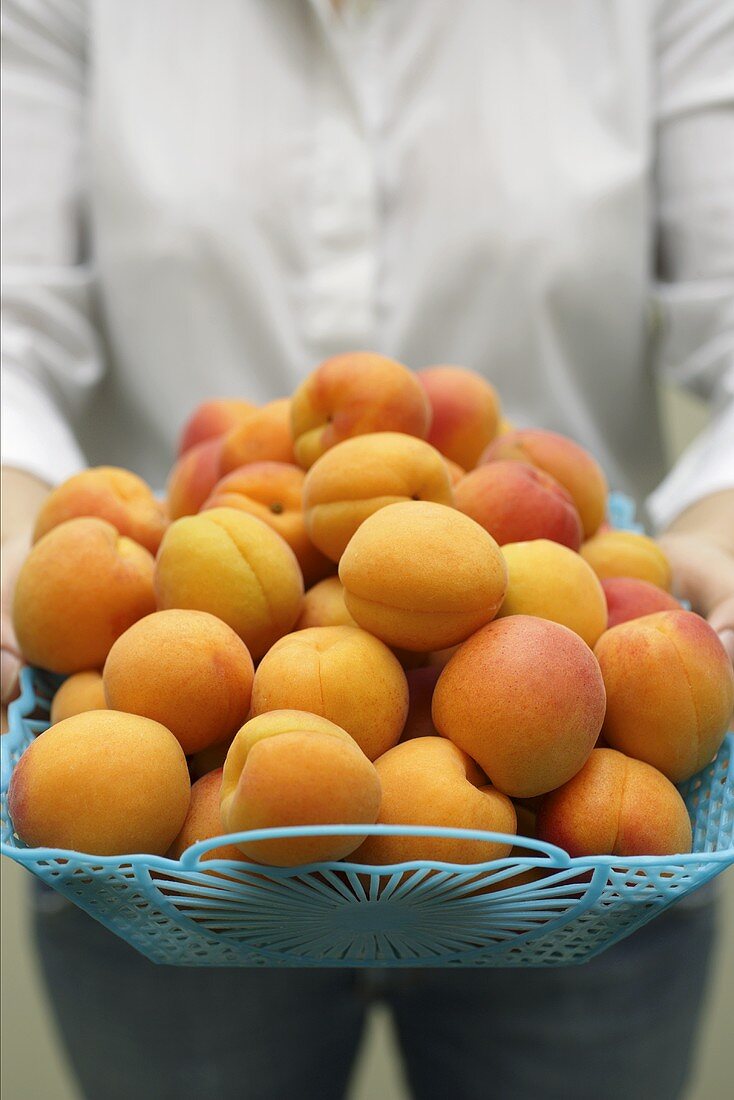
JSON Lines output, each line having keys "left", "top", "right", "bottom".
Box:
{"left": 32, "top": 887, "right": 717, "bottom": 1100}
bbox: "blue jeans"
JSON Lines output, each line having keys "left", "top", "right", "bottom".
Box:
{"left": 33, "top": 886, "right": 717, "bottom": 1100}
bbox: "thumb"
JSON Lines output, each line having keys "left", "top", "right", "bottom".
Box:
{"left": 1, "top": 644, "right": 21, "bottom": 708}
{"left": 1, "top": 605, "right": 22, "bottom": 707}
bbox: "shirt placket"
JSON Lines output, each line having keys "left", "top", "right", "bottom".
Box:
{"left": 306, "top": 0, "right": 379, "bottom": 360}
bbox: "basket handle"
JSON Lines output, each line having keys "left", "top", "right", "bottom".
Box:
{"left": 178, "top": 823, "right": 571, "bottom": 871}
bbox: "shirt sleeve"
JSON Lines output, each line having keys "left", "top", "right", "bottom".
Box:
{"left": 1, "top": 0, "right": 101, "bottom": 486}
{"left": 647, "top": 0, "right": 734, "bottom": 530}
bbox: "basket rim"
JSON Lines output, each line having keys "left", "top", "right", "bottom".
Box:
{"left": 3, "top": 667, "right": 732, "bottom": 877}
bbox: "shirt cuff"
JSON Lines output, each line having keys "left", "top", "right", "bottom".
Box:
{"left": 1, "top": 366, "right": 87, "bottom": 485}
{"left": 647, "top": 400, "right": 734, "bottom": 532}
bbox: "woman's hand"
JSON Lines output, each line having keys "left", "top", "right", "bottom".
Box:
{"left": 1, "top": 467, "right": 50, "bottom": 730}
{"left": 659, "top": 489, "right": 734, "bottom": 664}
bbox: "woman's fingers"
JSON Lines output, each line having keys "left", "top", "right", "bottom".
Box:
{"left": 1, "top": 532, "right": 31, "bottom": 706}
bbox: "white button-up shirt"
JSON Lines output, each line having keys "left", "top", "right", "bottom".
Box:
{"left": 2, "top": 0, "right": 733, "bottom": 529}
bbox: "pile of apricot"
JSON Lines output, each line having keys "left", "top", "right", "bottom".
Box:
{"left": 9, "top": 353, "right": 733, "bottom": 870}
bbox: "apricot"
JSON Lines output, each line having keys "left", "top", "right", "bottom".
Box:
{"left": 480, "top": 429, "right": 608, "bottom": 538}
{"left": 295, "top": 576, "right": 356, "bottom": 630}
{"left": 537, "top": 749, "right": 692, "bottom": 857}
{"left": 154, "top": 508, "right": 303, "bottom": 660}
{"left": 443, "top": 459, "right": 466, "bottom": 486}
{"left": 203, "top": 461, "right": 332, "bottom": 585}
{"left": 290, "top": 352, "right": 431, "bottom": 469}
{"left": 352, "top": 738, "right": 516, "bottom": 865}
{"left": 167, "top": 438, "right": 224, "bottom": 520}
{"left": 251, "top": 626, "right": 408, "bottom": 760}
{"left": 514, "top": 803, "right": 538, "bottom": 840}
{"left": 296, "top": 580, "right": 419, "bottom": 673}
{"left": 602, "top": 577, "right": 681, "bottom": 628}
{"left": 427, "top": 646, "right": 460, "bottom": 669}
{"left": 400, "top": 666, "right": 441, "bottom": 741}
{"left": 8, "top": 710, "right": 190, "bottom": 855}
{"left": 189, "top": 738, "right": 235, "bottom": 781}
{"left": 220, "top": 710, "right": 381, "bottom": 866}
{"left": 392, "top": 648, "right": 430, "bottom": 671}
{"left": 581, "top": 531, "right": 673, "bottom": 591}
{"left": 339, "top": 501, "right": 507, "bottom": 651}
{"left": 33, "top": 467, "right": 167, "bottom": 555}
{"left": 178, "top": 399, "right": 256, "bottom": 456}
{"left": 433, "top": 616, "right": 606, "bottom": 797}
{"left": 497, "top": 540, "right": 607, "bottom": 648}
{"left": 104, "top": 610, "right": 254, "bottom": 755}
{"left": 13, "top": 518, "right": 156, "bottom": 674}
{"left": 417, "top": 366, "right": 500, "bottom": 469}
{"left": 594, "top": 610, "right": 734, "bottom": 782}
{"left": 455, "top": 461, "right": 583, "bottom": 550}
{"left": 303, "top": 432, "right": 454, "bottom": 561}
{"left": 50, "top": 671, "right": 106, "bottom": 725}
{"left": 219, "top": 399, "right": 296, "bottom": 474}
{"left": 168, "top": 769, "right": 250, "bottom": 863}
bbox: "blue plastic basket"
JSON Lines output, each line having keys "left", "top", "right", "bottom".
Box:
{"left": 1, "top": 493, "right": 732, "bottom": 968}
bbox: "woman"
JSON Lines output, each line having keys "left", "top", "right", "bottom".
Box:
{"left": 2, "top": 3, "right": 733, "bottom": 1098}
